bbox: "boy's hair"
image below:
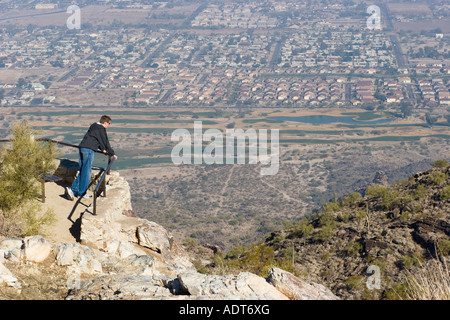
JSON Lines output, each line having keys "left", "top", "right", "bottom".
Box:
{"left": 100, "top": 115, "right": 112, "bottom": 124}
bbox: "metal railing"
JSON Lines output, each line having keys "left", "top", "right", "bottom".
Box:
{"left": 93, "top": 157, "right": 115, "bottom": 215}
{"left": 0, "top": 138, "right": 114, "bottom": 215}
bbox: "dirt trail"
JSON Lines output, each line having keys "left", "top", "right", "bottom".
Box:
{"left": 41, "top": 182, "right": 94, "bottom": 244}
{"left": 213, "top": 165, "right": 235, "bottom": 216}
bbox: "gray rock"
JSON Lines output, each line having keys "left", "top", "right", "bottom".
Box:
{"left": 66, "top": 274, "right": 172, "bottom": 300}
{"left": 177, "top": 271, "right": 288, "bottom": 300}
{"left": 0, "top": 261, "right": 20, "bottom": 290}
{"left": 267, "top": 267, "right": 339, "bottom": 300}
{"left": 0, "top": 238, "right": 24, "bottom": 262}
{"left": 136, "top": 222, "right": 171, "bottom": 255}
{"left": 123, "top": 254, "right": 155, "bottom": 275}
{"left": 0, "top": 238, "right": 23, "bottom": 250}
{"left": 54, "top": 242, "right": 102, "bottom": 275}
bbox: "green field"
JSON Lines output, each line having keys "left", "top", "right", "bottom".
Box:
{"left": 9, "top": 107, "right": 448, "bottom": 170}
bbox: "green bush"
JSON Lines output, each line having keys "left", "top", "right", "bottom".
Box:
{"left": 345, "top": 241, "right": 363, "bottom": 257}
{"left": 437, "top": 238, "right": 450, "bottom": 256}
{"left": 342, "top": 192, "right": 362, "bottom": 206}
{"left": 428, "top": 171, "right": 446, "bottom": 186}
{"left": 413, "top": 183, "right": 427, "bottom": 200}
{"left": 313, "top": 213, "right": 338, "bottom": 242}
{"left": 324, "top": 201, "right": 341, "bottom": 214}
{"left": 365, "top": 184, "right": 390, "bottom": 199}
{"left": 399, "top": 252, "right": 424, "bottom": 269}
{"left": 440, "top": 186, "right": 450, "bottom": 201}
{"left": 0, "top": 121, "right": 57, "bottom": 236}
{"left": 365, "top": 184, "right": 399, "bottom": 210}
{"left": 432, "top": 159, "right": 449, "bottom": 168}
{"left": 293, "top": 218, "right": 314, "bottom": 241}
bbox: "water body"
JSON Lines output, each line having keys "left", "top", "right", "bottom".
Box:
{"left": 269, "top": 115, "right": 393, "bottom": 125}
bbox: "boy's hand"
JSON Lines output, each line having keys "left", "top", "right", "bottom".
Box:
{"left": 102, "top": 150, "right": 117, "bottom": 160}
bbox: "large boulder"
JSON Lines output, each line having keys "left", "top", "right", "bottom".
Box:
{"left": 176, "top": 271, "right": 289, "bottom": 300}
{"left": 136, "top": 222, "right": 171, "bottom": 255}
{"left": 23, "top": 235, "right": 52, "bottom": 263}
{"left": 66, "top": 271, "right": 291, "bottom": 300}
{"left": 66, "top": 274, "right": 173, "bottom": 300}
{"left": 267, "top": 267, "right": 339, "bottom": 300}
{"left": 54, "top": 242, "right": 102, "bottom": 275}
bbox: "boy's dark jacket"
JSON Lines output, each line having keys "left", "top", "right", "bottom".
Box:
{"left": 79, "top": 122, "right": 115, "bottom": 155}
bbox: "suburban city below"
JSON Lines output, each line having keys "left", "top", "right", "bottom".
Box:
{"left": 0, "top": 0, "right": 449, "bottom": 108}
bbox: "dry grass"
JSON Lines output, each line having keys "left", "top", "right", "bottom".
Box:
{"left": 0, "top": 254, "right": 69, "bottom": 300}
{"left": 403, "top": 257, "right": 450, "bottom": 300}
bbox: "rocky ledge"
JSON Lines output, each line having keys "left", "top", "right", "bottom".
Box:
{"left": 0, "top": 172, "right": 338, "bottom": 300}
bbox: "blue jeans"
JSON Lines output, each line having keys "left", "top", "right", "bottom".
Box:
{"left": 70, "top": 148, "right": 94, "bottom": 197}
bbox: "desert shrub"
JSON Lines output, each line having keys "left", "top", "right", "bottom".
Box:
{"left": 432, "top": 159, "right": 449, "bottom": 168}
{"left": 437, "top": 238, "right": 450, "bottom": 256}
{"left": 399, "top": 210, "right": 411, "bottom": 221}
{"left": 439, "top": 185, "right": 450, "bottom": 201}
{"left": 413, "top": 183, "right": 427, "bottom": 200}
{"left": 355, "top": 209, "right": 366, "bottom": 222}
{"left": 313, "top": 213, "right": 338, "bottom": 242}
{"left": 324, "top": 201, "right": 341, "bottom": 214}
{"left": 365, "top": 184, "right": 398, "bottom": 210}
{"left": 342, "top": 192, "right": 362, "bottom": 206}
{"left": 365, "top": 184, "right": 390, "bottom": 199}
{"left": 345, "top": 241, "right": 363, "bottom": 257}
{"left": 345, "top": 275, "right": 364, "bottom": 291}
{"left": 0, "top": 121, "right": 57, "bottom": 236}
{"left": 293, "top": 218, "right": 314, "bottom": 240}
{"left": 428, "top": 171, "right": 446, "bottom": 186}
{"left": 241, "top": 244, "right": 277, "bottom": 277}
{"left": 398, "top": 252, "right": 424, "bottom": 270}
{"left": 20, "top": 202, "right": 56, "bottom": 236}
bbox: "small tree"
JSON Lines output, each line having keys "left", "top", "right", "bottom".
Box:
{"left": 425, "top": 112, "right": 437, "bottom": 127}
{"left": 0, "top": 121, "right": 57, "bottom": 236}
{"left": 400, "top": 102, "right": 413, "bottom": 118}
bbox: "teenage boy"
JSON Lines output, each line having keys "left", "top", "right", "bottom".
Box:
{"left": 66, "top": 115, "right": 118, "bottom": 200}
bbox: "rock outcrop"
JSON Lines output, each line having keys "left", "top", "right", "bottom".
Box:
{"left": 0, "top": 171, "right": 337, "bottom": 300}
{"left": 268, "top": 268, "right": 339, "bottom": 300}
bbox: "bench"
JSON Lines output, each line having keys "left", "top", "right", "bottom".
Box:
{"left": 39, "top": 174, "right": 63, "bottom": 203}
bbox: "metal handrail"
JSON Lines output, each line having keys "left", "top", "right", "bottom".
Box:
{"left": 93, "top": 157, "right": 115, "bottom": 215}
{"left": 38, "top": 138, "right": 110, "bottom": 155}
{"left": 0, "top": 137, "right": 111, "bottom": 156}
{"left": 1, "top": 137, "right": 114, "bottom": 215}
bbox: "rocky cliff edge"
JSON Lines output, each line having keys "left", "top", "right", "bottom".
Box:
{"left": 0, "top": 171, "right": 338, "bottom": 300}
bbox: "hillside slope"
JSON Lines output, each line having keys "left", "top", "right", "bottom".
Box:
{"left": 200, "top": 163, "right": 450, "bottom": 300}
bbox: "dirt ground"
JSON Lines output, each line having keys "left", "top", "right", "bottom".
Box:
{"left": 41, "top": 181, "right": 94, "bottom": 244}
{"left": 0, "top": 4, "right": 197, "bottom": 27}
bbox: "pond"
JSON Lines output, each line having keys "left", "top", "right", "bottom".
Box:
{"left": 269, "top": 115, "right": 393, "bottom": 125}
